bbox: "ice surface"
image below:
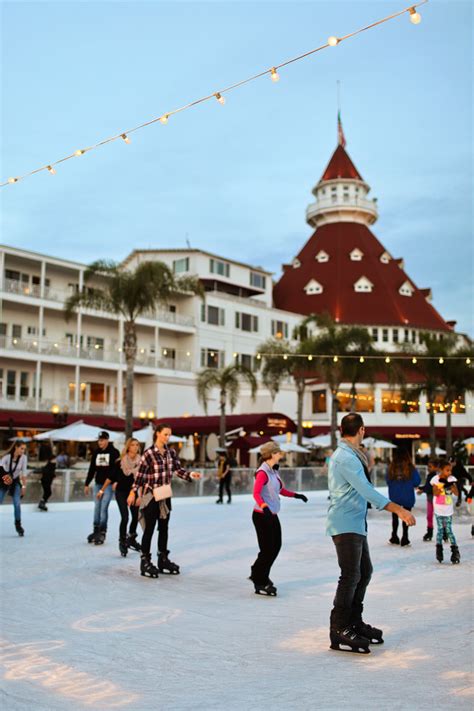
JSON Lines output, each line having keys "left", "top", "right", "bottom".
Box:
{"left": 1, "top": 490, "right": 473, "bottom": 710}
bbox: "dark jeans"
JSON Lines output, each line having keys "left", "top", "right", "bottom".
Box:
{"left": 392, "top": 508, "right": 412, "bottom": 540}
{"left": 331, "top": 533, "right": 373, "bottom": 629}
{"left": 251, "top": 511, "right": 282, "bottom": 585}
{"left": 141, "top": 498, "right": 171, "bottom": 556}
{"left": 41, "top": 479, "right": 53, "bottom": 503}
{"left": 218, "top": 473, "right": 232, "bottom": 502}
{"left": 115, "top": 490, "right": 139, "bottom": 540}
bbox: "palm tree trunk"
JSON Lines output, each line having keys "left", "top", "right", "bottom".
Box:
{"left": 219, "top": 389, "right": 226, "bottom": 448}
{"left": 445, "top": 403, "right": 453, "bottom": 457}
{"left": 330, "top": 390, "right": 339, "bottom": 451}
{"left": 295, "top": 377, "right": 305, "bottom": 446}
{"left": 124, "top": 321, "right": 137, "bottom": 439}
{"left": 427, "top": 388, "right": 436, "bottom": 457}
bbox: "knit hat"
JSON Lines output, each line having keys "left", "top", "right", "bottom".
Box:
{"left": 260, "top": 441, "right": 281, "bottom": 459}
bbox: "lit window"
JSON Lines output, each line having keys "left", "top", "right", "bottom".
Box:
{"left": 312, "top": 390, "right": 327, "bottom": 413}
{"left": 272, "top": 320, "right": 289, "bottom": 339}
{"left": 304, "top": 279, "right": 323, "bottom": 295}
{"left": 354, "top": 277, "right": 373, "bottom": 293}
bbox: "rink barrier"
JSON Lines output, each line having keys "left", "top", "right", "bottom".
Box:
{"left": 8, "top": 465, "right": 474, "bottom": 505}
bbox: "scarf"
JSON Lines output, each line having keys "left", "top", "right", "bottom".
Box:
{"left": 342, "top": 439, "right": 370, "bottom": 473}
{"left": 121, "top": 454, "right": 140, "bottom": 477}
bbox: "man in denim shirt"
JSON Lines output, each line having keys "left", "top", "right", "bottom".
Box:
{"left": 327, "top": 413, "right": 416, "bottom": 653}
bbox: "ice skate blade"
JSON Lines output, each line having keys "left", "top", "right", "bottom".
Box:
{"left": 158, "top": 568, "right": 180, "bottom": 575}
{"left": 367, "top": 638, "right": 384, "bottom": 645}
{"left": 254, "top": 590, "right": 277, "bottom": 597}
{"left": 140, "top": 571, "right": 159, "bottom": 578}
{"left": 330, "top": 643, "right": 370, "bottom": 654}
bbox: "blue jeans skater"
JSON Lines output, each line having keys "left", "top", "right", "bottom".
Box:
{"left": 0, "top": 482, "right": 23, "bottom": 531}
{"left": 93, "top": 482, "right": 114, "bottom": 530}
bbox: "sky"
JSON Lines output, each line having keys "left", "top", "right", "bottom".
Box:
{"left": 1, "top": 0, "right": 473, "bottom": 334}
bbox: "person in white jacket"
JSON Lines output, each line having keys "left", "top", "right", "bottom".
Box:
{"left": 0, "top": 441, "right": 28, "bottom": 536}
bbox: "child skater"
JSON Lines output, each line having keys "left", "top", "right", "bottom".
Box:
{"left": 430, "top": 459, "right": 460, "bottom": 564}
{"left": 249, "top": 441, "right": 308, "bottom": 596}
{"left": 386, "top": 448, "right": 421, "bottom": 546}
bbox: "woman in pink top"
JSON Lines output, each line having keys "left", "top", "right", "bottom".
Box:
{"left": 249, "top": 441, "right": 308, "bottom": 596}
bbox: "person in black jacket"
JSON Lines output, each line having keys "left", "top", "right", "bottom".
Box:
{"left": 97, "top": 437, "right": 142, "bottom": 556}
{"left": 38, "top": 456, "right": 56, "bottom": 511}
{"left": 451, "top": 458, "right": 472, "bottom": 507}
{"left": 84, "top": 431, "right": 120, "bottom": 545}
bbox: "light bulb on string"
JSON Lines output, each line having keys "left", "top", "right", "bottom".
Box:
{"left": 283, "top": 354, "right": 288, "bottom": 360}
{"left": 7, "top": 177, "right": 18, "bottom": 184}
{"left": 439, "top": 357, "right": 444, "bottom": 364}
{"left": 412, "top": 357, "right": 417, "bottom": 364}
{"left": 359, "top": 356, "right": 365, "bottom": 363}
{"left": 121, "top": 134, "right": 131, "bottom": 144}
{"left": 408, "top": 7, "right": 421, "bottom": 24}
{"left": 466, "top": 358, "right": 472, "bottom": 365}
{"left": 307, "top": 355, "right": 313, "bottom": 361}
{"left": 215, "top": 92, "right": 225, "bottom": 105}
{"left": 333, "top": 356, "right": 338, "bottom": 363}
{"left": 256, "top": 354, "right": 261, "bottom": 360}
{"left": 74, "top": 149, "right": 85, "bottom": 157}
{"left": 159, "top": 115, "right": 169, "bottom": 125}
{"left": 270, "top": 67, "right": 280, "bottom": 82}
{"left": 385, "top": 356, "right": 391, "bottom": 364}
{"left": 47, "top": 165, "right": 56, "bottom": 175}
{"left": 328, "top": 36, "right": 339, "bottom": 46}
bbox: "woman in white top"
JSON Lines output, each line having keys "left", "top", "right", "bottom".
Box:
{"left": 0, "top": 441, "right": 28, "bottom": 536}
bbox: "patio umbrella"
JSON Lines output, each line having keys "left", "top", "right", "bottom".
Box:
{"left": 462, "top": 436, "right": 474, "bottom": 446}
{"left": 132, "top": 425, "right": 186, "bottom": 446}
{"left": 34, "top": 420, "right": 122, "bottom": 442}
{"left": 416, "top": 446, "right": 446, "bottom": 456}
{"left": 248, "top": 441, "right": 310, "bottom": 454}
{"left": 308, "top": 433, "right": 333, "bottom": 448}
{"left": 362, "top": 437, "right": 396, "bottom": 449}
{"left": 271, "top": 433, "right": 314, "bottom": 446}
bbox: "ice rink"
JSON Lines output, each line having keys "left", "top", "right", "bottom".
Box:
{"left": 1, "top": 490, "right": 473, "bottom": 710}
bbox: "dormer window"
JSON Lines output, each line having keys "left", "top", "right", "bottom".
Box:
{"left": 399, "top": 280, "right": 414, "bottom": 297}
{"left": 292, "top": 258, "right": 301, "bottom": 269}
{"left": 354, "top": 276, "right": 373, "bottom": 293}
{"left": 315, "top": 250, "right": 329, "bottom": 263}
{"left": 350, "top": 248, "right": 364, "bottom": 262}
{"left": 304, "top": 279, "right": 323, "bottom": 295}
{"left": 380, "top": 251, "right": 391, "bottom": 264}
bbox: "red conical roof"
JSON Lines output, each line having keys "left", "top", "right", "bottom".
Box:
{"left": 273, "top": 222, "right": 451, "bottom": 331}
{"left": 320, "top": 145, "right": 363, "bottom": 182}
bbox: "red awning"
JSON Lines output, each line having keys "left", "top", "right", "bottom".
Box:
{"left": 156, "top": 412, "right": 296, "bottom": 436}
{"left": 0, "top": 409, "right": 139, "bottom": 433}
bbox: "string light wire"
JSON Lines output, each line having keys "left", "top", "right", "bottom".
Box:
{"left": 2, "top": 1, "right": 428, "bottom": 187}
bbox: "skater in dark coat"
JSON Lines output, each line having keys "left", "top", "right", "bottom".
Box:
{"left": 97, "top": 437, "right": 141, "bottom": 557}
{"left": 38, "top": 456, "right": 56, "bottom": 511}
{"left": 84, "top": 431, "right": 120, "bottom": 545}
{"left": 386, "top": 449, "right": 421, "bottom": 546}
{"left": 327, "top": 414, "right": 415, "bottom": 654}
{"left": 249, "top": 441, "right": 308, "bottom": 596}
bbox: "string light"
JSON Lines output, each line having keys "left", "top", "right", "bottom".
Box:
{"left": 412, "top": 357, "right": 417, "bottom": 364}
{"left": 215, "top": 92, "right": 226, "bottom": 105}
{"left": 1, "top": 1, "right": 430, "bottom": 188}
{"left": 47, "top": 165, "right": 56, "bottom": 175}
{"left": 467, "top": 358, "right": 472, "bottom": 365}
{"left": 438, "top": 357, "right": 444, "bottom": 364}
{"left": 385, "top": 357, "right": 391, "bottom": 363}
{"left": 283, "top": 354, "right": 288, "bottom": 360}
{"left": 409, "top": 7, "right": 422, "bottom": 23}
{"left": 359, "top": 356, "right": 365, "bottom": 363}
{"left": 121, "top": 133, "right": 131, "bottom": 144}
{"left": 308, "top": 355, "right": 313, "bottom": 361}
{"left": 333, "top": 356, "right": 339, "bottom": 363}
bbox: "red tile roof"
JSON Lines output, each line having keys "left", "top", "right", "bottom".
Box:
{"left": 320, "top": 145, "right": 363, "bottom": 182}
{"left": 273, "top": 222, "right": 451, "bottom": 331}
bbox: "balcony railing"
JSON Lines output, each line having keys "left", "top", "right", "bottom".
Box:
{"left": 0, "top": 337, "right": 193, "bottom": 372}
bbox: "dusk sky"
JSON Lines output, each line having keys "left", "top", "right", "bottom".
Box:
{"left": 1, "top": 1, "right": 472, "bottom": 334}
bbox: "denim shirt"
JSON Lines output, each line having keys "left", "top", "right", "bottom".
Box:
{"left": 326, "top": 441, "right": 390, "bottom": 537}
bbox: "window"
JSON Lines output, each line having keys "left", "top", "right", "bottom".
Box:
{"left": 404, "top": 329, "right": 409, "bottom": 343}
{"left": 20, "top": 372, "right": 29, "bottom": 398}
{"left": 292, "top": 258, "right": 301, "bottom": 269}
{"left": 380, "top": 252, "right": 391, "bottom": 264}
{"left": 354, "top": 277, "right": 373, "bottom": 293}
{"left": 168, "top": 304, "right": 176, "bottom": 313}
{"left": 382, "top": 328, "right": 389, "bottom": 343}
{"left": 173, "top": 257, "right": 189, "bottom": 274}
{"left": 235, "top": 312, "right": 258, "bottom": 332}
{"left": 304, "top": 279, "right": 323, "bottom": 295}
{"left": 87, "top": 336, "right": 104, "bottom": 350}
{"left": 12, "top": 324, "right": 22, "bottom": 339}
{"left": 0, "top": 323, "right": 6, "bottom": 336}
{"left": 371, "top": 327, "right": 378, "bottom": 341}
{"left": 411, "top": 330, "right": 417, "bottom": 344}
{"left": 429, "top": 392, "right": 465, "bottom": 414}
{"left": 250, "top": 272, "right": 266, "bottom": 289}
{"left": 235, "top": 353, "right": 256, "bottom": 371}
{"left": 161, "top": 347, "right": 176, "bottom": 362}
{"left": 7, "top": 370, "right": 16, "bottom": 397}
{"left": 209, "top": 259, "right": 230, "bottom": 277}
{"left": 337, "top": 389, "right": 375, "bottom": 413}
{"left": 382, "top": 390, "right": 419, "bottom": 413}
{"left": 200, "top": 348, "right": 224, "bottom": 368}
{"left": 399, "top": 280, "right": 414, "bottom": 297}
{"left": 271, "top": 320, "right": 289, "bottom": 339}
{"left": 315, "top": 250, "right": 329, "bottom": 263}
{"left": 0, "top": 369, "right": 3, "bottom": 397}
{"left": 350, "top": 248, "right": 364, "bottom": 261}
{"left": 393, "top": 329, "right": 399, "bottom": 343}
{"left": 201, "top": 304, "right": 225, "bottom": 326}
{"left": 343, "top": 193, "right": 350, "bottom": 203}
{"left": 312, "top": 390, "right": 327, "bottom": 413}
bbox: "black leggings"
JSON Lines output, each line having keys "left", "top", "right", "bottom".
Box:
{"left": 392, "top": 508, "right": 412, "bottom": 539}
{"left": 251, "top": 511, "right": 282, "bottom": 585}
{"left": 218, "top": 472, "right": 232, "bottom": 502}
{"left": 41, "top": 479, "right": 53, "bottom": 503}
{"left": 115, "top": 490, "right": 139, "bottom": 540}
{"left": 141, "top": 498, "right": 171, "bottom": 556}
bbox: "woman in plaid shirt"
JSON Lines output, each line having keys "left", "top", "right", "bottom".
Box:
{"left": 128, "top": 423, "right": 201, "bottom": 578}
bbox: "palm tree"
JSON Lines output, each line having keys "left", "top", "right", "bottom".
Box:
{"left": 65, "top": 259, "right": 203, "bottom": 437}
{"left": 302, "top": 314, "right": 378, "bottom": 450}
{"left": 196, "top": 364, "right": 257, "bottom": 447}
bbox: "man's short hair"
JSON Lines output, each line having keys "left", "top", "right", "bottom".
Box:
{"left": 340, "top": 413, "right": 364, "bottom": 437}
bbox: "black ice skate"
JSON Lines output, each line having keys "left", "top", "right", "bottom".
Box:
{"left": 254, "top": 582, "right": 277, "bottom": 596}
{"left": 330, "top": 628, "right": 371, "bottom": 654}
{"left": 436, "top": 544, "right": 444, "bottom": 563}
{"left": 87, "top": 526, "right": 99, "bottom": 544}
{"left": 389, "top": 534, "right": 400, "bottom": 545}
{"left": 126, "top": 533, "right": 141, "bottom": 552}
{"left": 140, "top": 554, "right": 159, "bottom": 578}
{"left": 94, "top": 527, "right": 106, "bottom": 545}
{"left": 423, "top": 527, "right": 433, "bottom": 541}
{"left": 450, "top": 545, "right": 460, "bottom": 564}
{"left": 38, "top": 499, "right": 48, "bottom": 511}
{"left": 400, "top": 535, "right": 411, "bottom": 547}
{"left": 15, "top": 520, "right": 24, "bottom": 537}
{"left": 119, "top": 538, "right": 128, "bottom": 557}
{"left": 158, "top": 550, "right": 180, "bottom": 574}
{"left": 351, "top": 603, "right": 383, "bottom": 644}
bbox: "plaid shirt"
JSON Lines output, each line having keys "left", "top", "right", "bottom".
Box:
{"left": 133, "top": 444, "right": 191, "bottom": 494}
